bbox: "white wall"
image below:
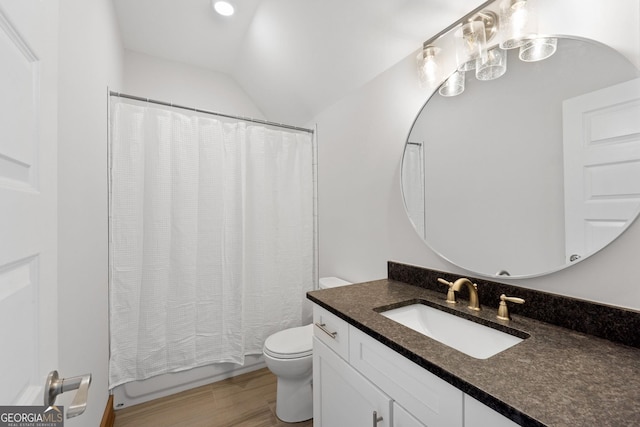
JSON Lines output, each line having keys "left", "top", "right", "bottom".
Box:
{"left": 57, "top": 0, "right": 123, "bottom": 425}
{"left": 313, "top": 0, "right": 640, "bottom": 310}
{"left": 123, "top": 50, "right": 265, "bottom": 118}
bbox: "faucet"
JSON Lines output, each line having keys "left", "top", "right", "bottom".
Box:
{"left": 437, "top": 277, "right": 481, "bottom": 311}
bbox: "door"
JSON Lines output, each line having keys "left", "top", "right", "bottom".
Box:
{"left": 563, "top": 78, "right": 640, "bottom": 262}
{"left": 0, "top": 1, "right": 58, "bottom": 406}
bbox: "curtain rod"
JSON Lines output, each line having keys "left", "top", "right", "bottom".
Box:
{"left": 109, "top": 91, "right": 315, "bottom": 134}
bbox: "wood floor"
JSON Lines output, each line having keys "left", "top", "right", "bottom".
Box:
{"left": 114, "top": 368, "right": 313, "bottom": 427}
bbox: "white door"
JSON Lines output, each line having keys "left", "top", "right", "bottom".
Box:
{"left": 0, "top": 1, "right": 58, "bottom": 406}
{"left": 563, "top": 78, "right": 640, "bottom": 263}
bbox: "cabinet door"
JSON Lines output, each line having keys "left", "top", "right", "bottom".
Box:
{"left": 350, "top": 327, "right": 463, "bottom": 427}
{"left": 464, "top": 394, "right": 519, "bottom": 427}
{"left": 313, "top": 337, "right": 391, "bottom": 427}
{"left": 394, "top": 403, "right": 427, "bottom": 427}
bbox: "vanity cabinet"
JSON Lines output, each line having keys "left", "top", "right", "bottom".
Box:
{"left": 312, "top": 303, "right": 520, "bottom": 427}
{"left": 464, "top": 395, "right": 519, "bottom": 427}
{"left": 393, "top": 403, "right": 427, "bottom": 427}
{"left": 313, "top": 337, "right": 392, "bottom": 427}
{"left": 349, "top": 326, "right": 462, "bottom": 427}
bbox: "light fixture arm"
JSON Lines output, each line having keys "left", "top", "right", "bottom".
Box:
{"left": 421, "top": 0, "right": 496, "bottom": 48}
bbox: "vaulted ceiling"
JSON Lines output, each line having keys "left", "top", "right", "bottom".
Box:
{"left": 113, "top": 0, "right": 483, "bottom": 125}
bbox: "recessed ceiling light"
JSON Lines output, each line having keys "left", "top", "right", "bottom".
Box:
{"left": 213, "top": 1, "right": 234, "bottom": 17}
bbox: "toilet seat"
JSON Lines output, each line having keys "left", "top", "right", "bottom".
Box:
{"left": 264, "top": 324, "right": 313, "bottom": 359}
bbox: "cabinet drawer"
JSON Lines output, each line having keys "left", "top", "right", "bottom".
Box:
{"left": 313, "top": 304, "right": 350, "bottom": 361}
{"left": 350, "top": 326, "right": 463, "bottom": 427}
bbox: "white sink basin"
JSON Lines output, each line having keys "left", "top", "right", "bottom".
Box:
{"left": 380, "top": 303, "right": 524, "bottom": 359}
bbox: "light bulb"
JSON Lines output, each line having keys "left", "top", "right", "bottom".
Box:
{"left": 416, "top": 46, "right": 441, "bottom": 88}
{"left": 456, "top": 21, "right": 487, "bottom": 71}
{"left": 213, "top": 1, "right": 234, "bottom": 16}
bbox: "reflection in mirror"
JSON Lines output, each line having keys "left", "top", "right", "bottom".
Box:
{"left": 403, "top": 37, "right": 640, "bottom": 278}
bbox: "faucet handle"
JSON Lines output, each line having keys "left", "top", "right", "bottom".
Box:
{"left": 437, "top": 278, "right": 452, "bottom": 287}
{"left": 497, "top": 294, "right": 525, "bottom": 321}
{"left": 437, "top": 278, "right": 457, "bottom": 304}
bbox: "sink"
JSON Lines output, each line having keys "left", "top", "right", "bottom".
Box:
{"left": 380, "top": 303, "right": 525, "bottom": 359}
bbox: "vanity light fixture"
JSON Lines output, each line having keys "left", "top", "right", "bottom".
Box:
{"left": 438, "top": 70, "right": 465, "bottom": 96}
{"left": 213, "top": 0, "right": 235, "bottom": 17}
{"left": 499, "top": 0, "right": 536, "bottom": 49}
{"left": 455, "top": 12, "right": 497, "bottom": 71}
{"left": 519, "top": 37, "right": 558, "bottom": 62}
{"left": 476, "top": 46, "right": 507, "bottom": 80}
{"left": 417, "top": 44, "right": 441, "bottom": 88}
{"left": 416, "top": 0, "right": 556, "bottom": 96}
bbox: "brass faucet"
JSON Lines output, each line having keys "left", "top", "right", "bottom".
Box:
{"left": 437, "top": 277, "right": 481, "bottom": 311}
{"left": 496, "top": 294, "right": 525, "bottom": 320}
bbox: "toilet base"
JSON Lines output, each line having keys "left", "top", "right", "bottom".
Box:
{"left": 274, "top": 375, "right": 313, "bottom": 423}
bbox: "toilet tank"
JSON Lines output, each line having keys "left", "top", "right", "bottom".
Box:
{"left": 302, "top": 277, "right": 352, "bottom": 324}
{"left": 319, "top": 276, "right": 352, "bottom": 289}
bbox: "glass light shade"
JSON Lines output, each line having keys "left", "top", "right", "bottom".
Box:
{"left": 455, "top": 20, "right": 487, "bottom": 71}
{"left": 439, "top": 71, "right": 465, "bottom": 97}
{"left": 519, "top": 37, "right": 558, "bottom": 62}
{"left": 499, "top": 0, "right": 537, "bottom": 49}
{"left": 476, "top": 47, "right": 507, "bottom": 80}
{"left": 417, "top": 46, "right": 441, "bottom": 88}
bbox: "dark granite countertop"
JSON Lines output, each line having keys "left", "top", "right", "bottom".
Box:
{"left": 307, "top": 279, "right": 640, "bottom": 427}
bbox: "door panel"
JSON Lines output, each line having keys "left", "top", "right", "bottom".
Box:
{"left": 563, "top": 78, "right": 640, "bottom": 262}
{"left": 0, "top": 1, "right": 57, "bottom": 406}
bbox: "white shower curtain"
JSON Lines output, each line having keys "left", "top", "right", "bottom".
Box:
{"left": 108, "top": 100, "right": 314, "bottom": 388}
{"left": 402, "top": 142, "right": 425, "bottom": 238}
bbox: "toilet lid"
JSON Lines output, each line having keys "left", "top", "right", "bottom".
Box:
{"left": 264, "top": 324, "right": 313, "bottom": 359}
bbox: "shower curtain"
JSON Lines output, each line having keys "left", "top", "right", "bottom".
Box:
{"left": 108, "top": 100, "right": 314, "bottom": 388}
{"left": 402, "top": 142, "right": 425, "bottom": 238}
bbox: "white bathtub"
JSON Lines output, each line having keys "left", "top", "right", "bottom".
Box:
{"left": 112, "top": 354, "right": 265, "bottom": 409}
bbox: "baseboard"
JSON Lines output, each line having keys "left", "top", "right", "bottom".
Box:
{"left": 100, "top": 395, "right": 115, "bottom": 427}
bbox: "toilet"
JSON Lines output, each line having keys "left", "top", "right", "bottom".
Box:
{"left": 263, "top": 276, "right": 351, "bottom": 422}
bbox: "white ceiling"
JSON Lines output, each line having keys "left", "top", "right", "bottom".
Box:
{"left": 112, "top": 0, "right": 484, "bottom": 125}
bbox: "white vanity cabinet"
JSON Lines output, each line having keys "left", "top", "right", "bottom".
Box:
{"left": 393, "top": 403, "right": 427, "bottom": 427}
{"left": 312, "top": 303, "right": 519, "bottom": 427}
{"left": 313, "top": 304, "right": 391, "bottom": 426}
{"left": 313, "top": 337, "right": 392, "bottom": 427}
{"left": 464, "top": 395, "right": 520, "bottom": 427}
{"left": 349, "top": 326, "right": 462, "bottom": 427}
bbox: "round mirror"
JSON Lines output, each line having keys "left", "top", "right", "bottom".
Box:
{"left": 403, "top": 37, "right": 640, "bottom": 278}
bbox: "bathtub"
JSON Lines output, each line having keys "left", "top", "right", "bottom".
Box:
{"left": 111, "top": 354, "right": 265, "bottom": 409}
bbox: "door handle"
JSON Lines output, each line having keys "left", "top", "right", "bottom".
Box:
{"left": 44, "top": 370, "right": 92, "bottom": 419}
